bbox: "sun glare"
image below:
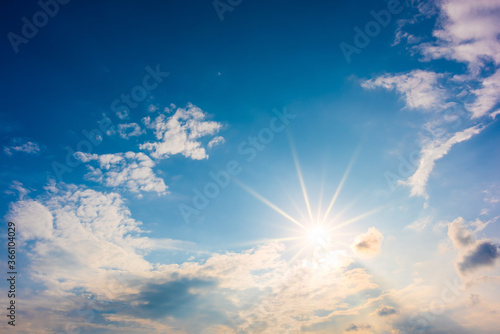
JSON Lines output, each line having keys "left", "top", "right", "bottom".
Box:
{"left": 234, "top": 144, "right": 381, "bottom": 264}
{"left": 307, "top": 225, "right": 328, "bottom": 246}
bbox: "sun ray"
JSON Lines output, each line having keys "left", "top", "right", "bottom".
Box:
{"left": 316, "top": 162, "right": 327, "bottom": 222}
{"left": 288, "top": 133, "right": 314, "bottom": 222}
{"left": 233, "top": 178, "right": 306, "bottom": 230}
{"left": 328, "top": 237, "right": 353, "bottom": 249}
{"left": 322, "top": 193, "right": 364, "bottom": 227}
{"left": 283, "top": 190, "right": 309, "bottom": 224}
{"left": 288, "top": 244, "right": 309, "bottom": 265}
{"left": 331, "top": 206, "right": 383, "bottom": 231}
{"left": 226, "top": 236, "right": 305, "bottom": 248}
{"left": 322, "top": 148, "right": 360, "bottom": 223}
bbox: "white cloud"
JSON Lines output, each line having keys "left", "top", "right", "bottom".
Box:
{"left": 467, "top": 70, "right": 500, "bottom": 118}
{"left": 140, "top": 103, "right": 223, "bottom": 160}
{"left": 399, "top": 125, "right": 483, "bottom": 199}
{"left": 7, "top": 199, "right": 54, "bottom": 241}
{"left": 483, "top": 187, "right": 500, "bottom": 205}
{"left": 5, "top": 183, "right": 383, "bottom": 333}
{"left": 117, "top": 122, "right": 145, "bottom": 139}
{"left": 445, "top": 217, "right": 500, "bottom": 275}
{"left": 6, "top": 180, "right": 30, "bottom": 198}
{"left": 75, "top": 151, "right": 168, "bottom": 196}
{"left": 420, "top": 0, "right": 500, "bottom": 71}
{"left": 361, "top": 70, "right": 447, "bottom": 110}
{"left": 363, "top": 0, "right": 500, "bottom": 201}
{"left": 448, "top": 217, "right": 477, "bottom": 248}
{"left": 418, "top": 0, "right": 500, "bottom": 118}
{"left": 4, "top": 139, "right": 40, "bottom": 155}
{"left": 5, "top": 184, "right": 193, "bottom": 299}
{"left": 406, "top": 216, "right": 433, "bottom": 232}
{"left": 207, "top": 135, "right": 225, "bottom": 149}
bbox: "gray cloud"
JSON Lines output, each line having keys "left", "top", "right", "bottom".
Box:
{"left": 458, "top": 241, "right": 500, "bottom": 274}
{"left": 131, "top": 278, "right": 219, "bottom": 320}
{"left": 375, "top": 305, "right": 397, "bottom": 316}
{"left": 448, "top": 217, "right": 476, "bottom": 248}
{"left": 346, "top": 323, "right": 371, "bottom": 331}
{"left": 352, "top": 227, "right": 383, "bottom": 257}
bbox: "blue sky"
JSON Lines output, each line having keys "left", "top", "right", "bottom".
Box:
{"left": 1, "top": 0, "right": 500, "bottom": 333}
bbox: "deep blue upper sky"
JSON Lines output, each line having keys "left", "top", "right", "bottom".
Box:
{"left": 1, "top": 0, "right": 500, "bottom": 333}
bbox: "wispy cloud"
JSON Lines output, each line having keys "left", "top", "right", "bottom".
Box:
{"left": 399, "top": 125, "right": 483, "bottom": 199}
{"left": 405, "top": 216, "right": 433, "bottom": 232}
{"left": 117, "top": 122, "right": 146, "bottom": 139}
{"left": 3, "top": 138, "right": 40, "bottom": 155}
{"left": 363, "top": 0, "right": 500, "bottom": 201}
{"left": 207, "top": 135, "right": 225, "bottom": 149}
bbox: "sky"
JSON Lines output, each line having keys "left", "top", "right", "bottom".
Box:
{"left": 1, "top": 0, "right": 500, "bottom": 333}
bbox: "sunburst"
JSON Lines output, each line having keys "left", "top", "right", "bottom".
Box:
{"left": 233, "top": 139, "right": 382, "bottom": 265}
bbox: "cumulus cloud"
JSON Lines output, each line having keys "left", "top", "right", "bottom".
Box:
{"left": 418, "top": 0, "right": 500, "bottom": 118}
{"left": 457, "top": 241, "right": 500, "bottom": 274}
{"left": 5, "top": 183, "right": 381, "bottom": 333}
{"left": 352, "top": 227, "right": 383, "bottom": 257}
{"left": 75, "top": 151, "right": 168, "bottom": 196}
{"left": 420, "top": 0, "right": 500, "bottom": 72}
{"left": 4, "top": 138, "right": 40, "bottom": 155}
{"left": 361, "top": 70, "right": 447, "bottom": 110}
{"left": 446, "top": 217, "right": 500, "bottom": 275}
{"left": 5, "top": 184, "right": 193, "bottom": 297}
{"left": 448, "top": 217, "right": 477, "bottom": 248}
{"left": 7, "top": 199, "right": 53, "bottom": 241}
{"left": 399, "top": 125, "right": 483, "bottom": 198}
{"left": 140, "top": 103, "right": 223, "bottom": 160}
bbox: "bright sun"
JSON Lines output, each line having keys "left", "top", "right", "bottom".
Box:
{"left": 307, "top": 225, "right": 328, "bottom": 246}
{"left": 236, "top": 145, "right": 380, "bottom": 263}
